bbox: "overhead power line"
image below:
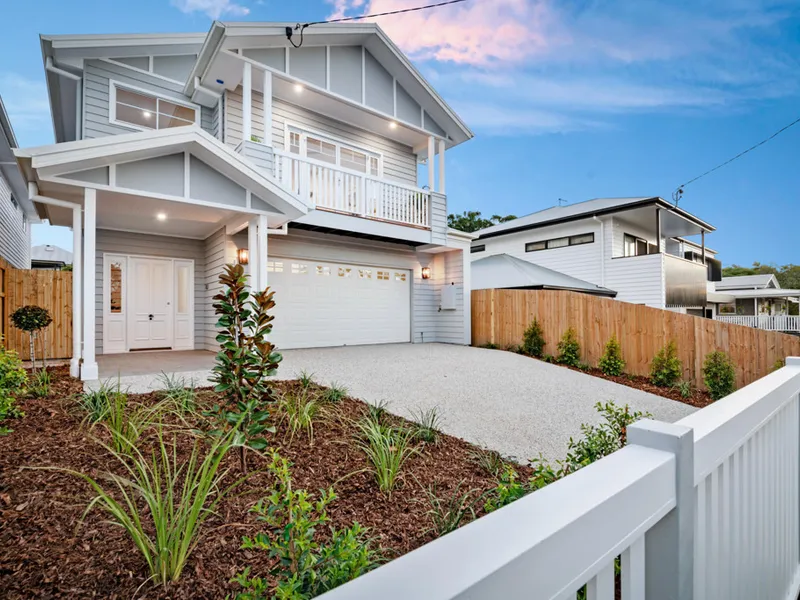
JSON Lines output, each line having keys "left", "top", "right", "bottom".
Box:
{"left": 673, "top": 114, "right": 800, "bottom": 206}
{"left": 287, "top": 0, "right": 470, "bottom": 48}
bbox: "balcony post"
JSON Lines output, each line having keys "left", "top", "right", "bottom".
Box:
{"left": 427, "top": 135, "right": 435, "bottom": 192}
{"left": 438, "top": 139, "right": 446, "bottom": 195}
{"left": 262, "top": 69, "right": 272, "bottom": 143}
{"left": 655, "top": 208, "right": 661, "bottom": 254}
{"left": 242, "top": 61, "right": 252, "bottom": 143}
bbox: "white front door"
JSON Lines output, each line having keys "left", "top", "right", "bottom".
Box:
{"left": 267, "top": 258, "right": 411, "bottom": 349}
{"left": 128, "top": 257, "right": 174, "bottom": 350}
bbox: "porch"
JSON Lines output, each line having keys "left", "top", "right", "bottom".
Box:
{"left": 716, "top": 314, "right": 800, "bottom": 333}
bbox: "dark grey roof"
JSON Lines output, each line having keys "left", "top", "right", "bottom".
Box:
{"left": 471, "top": 254, "right": 617, "bottom": 297}
{"left": 475, "top": 196, "right": 714, "bottom": 239}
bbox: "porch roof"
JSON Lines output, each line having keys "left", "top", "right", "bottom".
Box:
{"left": 721, "top": 288, "right": 800, "bottom": 299}
{"left": 14, "top": 126, "right": 311, "bottom": 234}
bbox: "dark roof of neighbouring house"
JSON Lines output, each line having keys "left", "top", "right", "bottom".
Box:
{"left": 471, "top": 253, "right": 617, "bottom": 297}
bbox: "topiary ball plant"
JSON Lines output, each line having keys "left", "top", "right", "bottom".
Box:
{"left": 10, "top": 305, "right": 53, "bottom": 371}
{"left": 556, "top": 327, "right": 581, "bottom": 367}
{"left": 521, "top": 318, "right": 546, "bottom": 358}
{"left": 598, "top": 335, "right": 625, "bottom": 376}
{"left": 703, "top": 351, "right": 736, "bottom": 401}
{"left": 650, "top": 340, "right": 683, "bottom": 387}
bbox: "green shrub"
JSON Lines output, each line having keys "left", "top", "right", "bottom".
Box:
{"left": 29, "top": 368, "right": 51, "bottom": 398}
{"left": 366, "top": 399, "right": 390, "bottom": 424}
{"left": 234, "top": 451, "right": 381, "bottom": 599}
{"left": 521, "top": 318, "right": 546, "bottom": 357}
{"left": 468, "top": 447, "right": 505, "bottom": 478}
{"left": 484, "top": 402, "right": 650, "bottom": 511}
{"left": 556, "top": 328, "right": 581, "bottom": 367}
{"left": 78, "top": 381, "right": 118, "bottom": 423}
{"left": 54, "top": 430, "right": 236, "bottom": 586}
{"left": 421, "top": 480, "right": 482, "bottom": 536}
{"left": 409, "top": 406, "right": 442, "bottom": 444}
{"left": 356, "top": 416, "right": 418, "bottom": 495}
{"left": 209, "top": 264, "right": 282, "bottom": 473}
{"left": 703, "top": 351, "right": 736, "bottom": 401}
{"left": 479, "top": 342, "right": 498, "bottom": 350}
{"left": 157, "top": 372, "right": 197, "bottom": 413}
{"left": 1, "top": 348, "right": 28, "bottom": 434}
{"left": 598, "top": 336, "right": 625, "bottom": 376}
{"left": 772, "top": 358, "right": 785, "bottom": 372}
{"left": 297, "top": 369, "right": 316, "bottom": 389}
{"left": 650, "top": 341, "right": 683, "bottom": 387}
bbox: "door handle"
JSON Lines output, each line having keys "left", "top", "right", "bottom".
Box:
{"left": 148, "top": 314, "right": 154, "bottom": 321}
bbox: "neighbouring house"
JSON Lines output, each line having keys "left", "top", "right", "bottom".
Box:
{"left": 712, "top": 274, "right": 800, "bottom": 333}
{"left": 470, "top": 196, "right": 721, "bottom": 312}
{"left": 13, "top": 21, "right": 474, "bottom": 381}
{"left": 31, "top": 244, "right": 73, "bottom": 269}
{"left": 0, "top": 96, "right": 40, "bottom": 270}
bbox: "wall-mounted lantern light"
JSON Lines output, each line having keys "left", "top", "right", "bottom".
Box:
{"left": 421, "top": 266, "right": 432, "bottom": 280}
{"left": 237, "top": 248, "right": 250, "bottom": 265}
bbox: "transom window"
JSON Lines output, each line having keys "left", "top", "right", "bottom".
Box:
{"left": 287, "top": 126, "right": 381, "bottom": 177}
{"left": 525, "top": 233, "right": 595, "bottom": 253}
{"left": 111, "top": 82, "right": 198, "bottom": 131}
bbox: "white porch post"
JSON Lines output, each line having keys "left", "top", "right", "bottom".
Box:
{"left": 247, "top": 218, "right": 259, "bottom": 291}
{"left": 262, "top": 70, "right": 273, "bottom": 143}
{"left": 81, "top": 188, "right": 98, "bottom": 381}
{"left": 70, "top": 204, "right": 82, "bottom": 377}
{"left": 257, "top": 214, "right": 269, "bottom": 289}
{"left": 242, "top": 62, "right": 252, "bottom": 143}
{"left": 438, "top": 139, "right": 446, "bottom": 195}
{"left": 427, "top": 136, "right": 435, "bottom": 192}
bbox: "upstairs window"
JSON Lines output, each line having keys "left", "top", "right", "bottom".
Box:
{"left": 624, "top": 234, "right": 651, "bottom": 257}
{"left": 525, "top": 233, "right": 594, "bottom": 253}
{"left": 287, "top": 125, "right": 381, "bottom": 177}
{"left": 111, "top": 82, "right": 199, "bottom": 131}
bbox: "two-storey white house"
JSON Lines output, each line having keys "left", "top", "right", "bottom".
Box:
{"left": 13, "top": 21, "right": 474, "bottom": 380}
{"left": 470, "top": 197, "right": 721, "bottom": 312}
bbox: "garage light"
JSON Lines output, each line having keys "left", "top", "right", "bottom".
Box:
{"left": 156, "top": 212, "right": 167, "bottom": 221}
{"left": 421, "top": 266, "right": 431, "bottom": 279}
{"left": 237, "top": 248, "right": 250, "bottom": 265}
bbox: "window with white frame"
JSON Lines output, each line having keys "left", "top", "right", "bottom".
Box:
{"left": 287, "top": 126, "right": 381, "bottom": 177}
{"left": 111, "top": 83, "right": 198, "bottom": 131}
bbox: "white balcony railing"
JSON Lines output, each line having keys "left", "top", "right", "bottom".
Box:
{"left": 318, "top": 359, "right": 800, "bottom": 600}
{"left": 716, "top": 314, "right": 800, "bottom": 332}
{"left": 274, "top": 150, "right": 430, "bottom": 229}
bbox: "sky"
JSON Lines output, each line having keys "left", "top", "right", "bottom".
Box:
{"left": 2, "top": 0, "right": 798, "bottom": 266}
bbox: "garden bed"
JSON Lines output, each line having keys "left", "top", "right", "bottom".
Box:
{"left": 0, "top": 367, "right": 519, "bottom": 599}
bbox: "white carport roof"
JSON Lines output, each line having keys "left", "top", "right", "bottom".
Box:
{"left": 472, "top": 253, "right": 617, "bottom": 297}
{"left": 721, "top": 288, "right": 800, "bottom": 299}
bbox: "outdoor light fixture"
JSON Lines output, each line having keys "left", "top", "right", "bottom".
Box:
{"left": 143, "top": 111, "right": 152, "bottom": 119}
{"left": 237, "top": 248, "right": 250, "bottom": 265}
{"left": 389, "top": 121, "right": 398, "bottom": 129}
{"left": 421, "top": 266, "right": 431, "bottom": 279}
{"left": 294, "top": 83, "right": 304, "bottom": 93}
{"left": 156, "top": 212, "right": 167, "bottom": 221}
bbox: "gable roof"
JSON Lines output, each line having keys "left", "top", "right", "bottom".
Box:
{"left": 31, "top": 244, "right": 73, "bottom": 264}
{"left": 475, "top": 197, "right": 714, "bottom": 240}
{"left": 472, "top": 253, "right": 617, "bottom": 297}
{"left": 717, "top": 274, "right": 780, "bottom": 291}
{"left": 185, "top": 21, "right": 473, "bottom": 148}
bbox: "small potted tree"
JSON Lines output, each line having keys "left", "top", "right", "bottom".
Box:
{"left": 10, "top": 305, "right": 53, "bottom": 371}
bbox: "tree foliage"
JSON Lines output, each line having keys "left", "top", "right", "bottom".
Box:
{"left": 446, "top": 211, "right": 517, "bottom": 233}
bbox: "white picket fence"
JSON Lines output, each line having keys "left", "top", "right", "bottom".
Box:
{"left": 716, "top": 314, "right": 800, "bottom": 333}
{"left": 274, "top": 150, "right": 430, "bottom": 228}
{"left": 318, "top": 358, "right": 800, "bottom": 600}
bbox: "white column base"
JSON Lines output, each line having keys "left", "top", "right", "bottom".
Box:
{"left": 80, "top": 361, "right": 99, "bottom": 381}
{"left": 70, "top": 357, "right": 81, "bottom": 378}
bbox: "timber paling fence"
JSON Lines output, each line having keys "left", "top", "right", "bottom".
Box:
{"left": 471, "top": 288, "right": 800, "bottom": 389}
{"left": 0, "top": 257, "right": 72, "bottom": 360}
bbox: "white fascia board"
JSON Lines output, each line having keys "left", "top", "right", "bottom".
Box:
{"left": 184, "top": 21, "right": 227, "bottom": 97}
{"left": 44, "top": 32, "right": 207, "bottom": 50}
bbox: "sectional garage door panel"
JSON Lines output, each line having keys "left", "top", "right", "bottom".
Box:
{"left": 267, "top": 257, "right": 411, "bottom": 349}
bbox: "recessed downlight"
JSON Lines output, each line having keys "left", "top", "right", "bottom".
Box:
{"left": 294, "top": 83, "right": 304, "bottom": 93}
{"left": 156, "top": 212, "right": 167, "bottom": 222}
{"left": 389, "top": 121, "right": 398, "bottom": 129}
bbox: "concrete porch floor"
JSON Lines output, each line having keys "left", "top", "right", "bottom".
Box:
{"left": 97, "top": 350, "right": 217, "bottom": 380}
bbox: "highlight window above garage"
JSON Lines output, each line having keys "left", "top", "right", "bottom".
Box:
{"left": 525, "top": 233, "right": 594, "bottom": 252}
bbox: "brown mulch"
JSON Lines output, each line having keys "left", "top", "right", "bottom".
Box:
{"left": 0, "top": 368, "right": 516, "bottom": 599}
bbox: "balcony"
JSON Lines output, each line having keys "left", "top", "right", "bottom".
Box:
{"left": 274, "top": 149, "right": 430, "bottom": 229}
{"left": 663, "top": 252, "right": 707, "bottom": 307}
{"left": 716, "top": 314, "right": 800, "bottom": 332}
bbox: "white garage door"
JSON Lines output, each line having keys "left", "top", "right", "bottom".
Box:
{"left": 267, "top": 257, "right": 411, "bottom": 349}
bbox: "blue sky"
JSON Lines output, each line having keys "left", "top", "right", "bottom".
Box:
{"left": 2, "top": 0, "right": 798, "bottom": 266}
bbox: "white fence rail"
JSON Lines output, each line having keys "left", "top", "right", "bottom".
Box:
{"left": 318, "top": 358, "right": 800, "bottom": 600}
{"left": 274, "top": 150, "right": 430, "bottom": 228}
{"left": 716, "top": 314, "right": 800, "bottom": 332}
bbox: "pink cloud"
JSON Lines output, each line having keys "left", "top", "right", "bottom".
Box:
{"left": 328, "top": 0, "right": 558, "bottom": 66}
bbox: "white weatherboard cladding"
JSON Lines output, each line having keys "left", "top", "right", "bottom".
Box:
{"left": 95, "top": 230, "right": 205, "bottom": 354}
{"left": 605, "top": 253, "right": 665, "bottom": 307}
{"left": 268, "top": 257, "right": 411, "bottom": 349}
{"left": 83, "top": 60, "right": 214, "bottom": 139}
{"left": 474, "top": 220, "right": 603, "bottom": 285}
{"left": 0, "top": 173, "right": 30, "bottom": 269}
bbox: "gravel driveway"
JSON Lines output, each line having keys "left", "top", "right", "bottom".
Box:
{"left": 276, "top": 343, "right": 697, "bottom": 462}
